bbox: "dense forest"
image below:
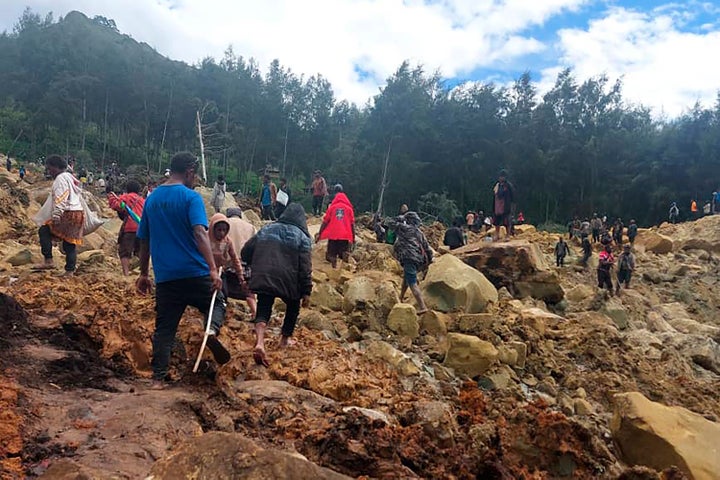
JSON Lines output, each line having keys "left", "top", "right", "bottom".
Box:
{"left": 2, "top": 8, "right": 720, "bottom": 225}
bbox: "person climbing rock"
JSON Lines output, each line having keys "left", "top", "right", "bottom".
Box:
{"left": 210, "top": 175, "right": 226, "bottom": 213}
{"left": 241, "top": 203, "right": 313, "bottom": 367}
{"left": 443, "top": 218, "right": 465, "bottom": 250}
{"left": 311, "top": 170, "right": 327, "bottom": 216}
{"left": 597, "top": 244, "right": 615, "bottom": 295}
{"left": 317, "top": 184, "right": 355, "bottom": 268}
{"left": 136, "top": 152, "right": 230, "bottom": 389}
{"left": 258, "top": 174, "right": 277, "bottom": 221}
{"left": 616, "top": 245, "right": 636, "bottom": 294}
{"left": 581, "top": 233, "right": 592, "bottom": 268}
{"left": 208, "top": 212, "right": 253, "bottom": 317}
{"left": 33, "top": 155, "right": 84, "bottom": 276}
{"left": 108, "top": 179, "right": 145, "bottom": 276}
{"left": 225, "top": 207, "right": 257, "bottom": 319}
{"left": 554, "top": 236, "right": 570, "bottom": 267}
{"left": 388, "top": 211, "right": 432, "bottom": 314}
{"left": 627, "top": 219, "right": 638, "bottom": 245}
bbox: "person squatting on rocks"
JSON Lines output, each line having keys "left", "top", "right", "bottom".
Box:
{"left": 34, "top": 155, "right": 84, "bottom": 275}
{"left": 108, "top": 179, "right": 145, "bottom": 276}
{"left": 311, "top": 170, "right": 327, "bottom": 216}
{"left": 581, "top": 233, "right": 592, "bottom": 268}
{"left": 389, "top": 211, "right": 432, "bottom": 314}
{"left": 210, "top": 175, "right": 226, "bottom": 213}
{"left": 597, "top": 244, "right": 615, "bottom": 295}
{"left": 225, "top": 207, "right": 257, "bottom": 319}
{"left": 616, "top": 244, "right": 636, "bottom": 294}
{"left": 241, "top": 203, "right": 313, "bottom": 368}
{"left": 317, "top": 184, "right": 355, "bottom": 268}
{"left": 258, "top": 174, "right": 277, "bottom": 221}
{"left": 443, "top": 218, "right": 465, "bottom": 250}
{"left": 591, "top": 214, "right": 602, "bottom": 243}
{"left": 554, "top": 236, "right": 570, "bottom": 267}
{"left": 136, "top": 152, "right": 231, "bottom": 390}
{"left": 492, "top": 170, "right": 515, "bottom": 241}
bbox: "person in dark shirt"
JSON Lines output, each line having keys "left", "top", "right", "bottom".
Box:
{"left": 443, "top": 219, "right": 465, "bottom": 250}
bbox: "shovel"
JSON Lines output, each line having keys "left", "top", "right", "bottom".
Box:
{"left": 193, "top": 267, "right": 223, "bottom": 373}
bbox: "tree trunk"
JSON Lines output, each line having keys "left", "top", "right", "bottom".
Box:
{"left": 101, "top": 90, "right": 109, "bottom": 172}
{"left": 158, "top": 80, "right": 174, "bottom": 173}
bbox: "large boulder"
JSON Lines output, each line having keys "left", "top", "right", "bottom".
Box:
{"left": 386, "top": 303, "right": 419, "bottom": 339}
{"left": 635, "top": 230, "right": 674, "bottom": 254}
{"left": 456, "top": 240, "right": 564, "bottom": 303}
{"left": 148, "top": 432, "right": 351, "bottom": 479}
{"left": 422, "top": 254, "right": 497, "bottom": 313}
{"left": 611, "top": 392, "right": 720, "bottom": 479}
{"left": 312, "top": 283, "right": 344, "bottom": 312}
{"left": 443, "top": 333, "right": 498, "bottom": 377}
{"left": 364, "top": 341, "right": 421, "bottom": 376}
{"left": 341, "top": 276, "right": 399, "bottom": 332}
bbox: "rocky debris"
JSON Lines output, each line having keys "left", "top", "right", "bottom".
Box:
{"left": 148, "top": 432, "right": 351, "bottom": 479}
{"left": 457, "top": 240, "right": 564, "bottom": 303}
{"left": 364, "top": 340, "right": 421, "bottom": 377}
{"left": 4, "top": 247, "right": 33, "bottom": 266}
{"left": 602, "top": 297, "right": 630, "bottom": 330}
{"left": 443, "top": 333, "right": 498, "bottom": 377}
{"left": 611, "top": 392, "right": 720, "bottom": 479}
{"left": 341, "top": 274, "right": 399, "bottom": 331}
{"left": 636, "top": 230, "right": 674, "bottom": 254}
{"left": 419, "top": 310, "right": 449, "bottom": 337}
{"left": 386, "top": 303, "right": 419, "bottom": 339}
{"left": 423, "top": 254, "right": 498, "bottom": 313}
{"left": 311, "top": 283, "right": 344, "bottom": 312}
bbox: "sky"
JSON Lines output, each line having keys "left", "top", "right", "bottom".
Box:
{"left": 2, "top": 0, "right": 720, "bottom": 117}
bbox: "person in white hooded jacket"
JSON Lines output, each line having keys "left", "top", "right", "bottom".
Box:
{"left": 34, "top": 154, "right": 84, "bottom": 275}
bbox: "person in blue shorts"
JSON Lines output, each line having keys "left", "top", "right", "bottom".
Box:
{"left": 388, "top": 211, "right": 432, "bottom": 314}
{"left": 136, "top": 151, "right": 230, "bottom": 389}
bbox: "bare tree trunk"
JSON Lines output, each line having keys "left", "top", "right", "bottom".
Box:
{"left": 80, "top": 93, "right": 87, "bottom": 151}
{"left": 196, "top": 110, "right": 207, "bottom": 183}
{"left": 376, "top": 136, "right": 394, "bottom": 216}
{"left": 281, "top": 119, "right": 289, "bottom": 175}
{"left": 158, "top": 80, "right": 174, "bottom": 173}
{"left": 101, "top": 90, "right": 109, "bottom": 172}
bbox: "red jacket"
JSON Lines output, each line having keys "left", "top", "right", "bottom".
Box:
{"left": 108, "top": 192, "right": 145, "bottom": 233}
{"left": 320, "top": 193, "right": 355, "bottom": 242}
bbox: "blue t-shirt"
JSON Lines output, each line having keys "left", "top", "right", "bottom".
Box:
{"left": 137, "top": 184, "right": 209, "bottom": 283}
{"left": 261, "top": 184, "right": 271, "bottom": 206}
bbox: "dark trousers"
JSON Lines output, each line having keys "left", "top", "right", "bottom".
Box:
{"left": 152, "top": 276, "right": 226, "bottom": 380}
{"left": 39, "top": 225, "right": 77, "bottom": 272}
{"left": 312, "top": 195, "right": 324, "bottom": 216}
{"left": 597, "top": 269, "right": 613, "bottom": 292}
{"left": 556, "top": 254, "right": 565, "bottom": 267}
{"left": 592, "top": 229, "right": 600, "bottom": 243}
{"left": 261, "top": 204, "right": 275, "bottom": 220}
{"left": 617, "top": 269, "right": 632, "bottom": 288}
{"left": 274, "top": 203, "right": 286, "bottom": 219}
{"left": 254, "top": 293, "right": 300, "bottom": 338}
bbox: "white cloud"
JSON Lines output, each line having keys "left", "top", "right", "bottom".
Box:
{"left": 545, "top": 5, "right": 720, "bottom": 116}
{"left": 0, "top": 0, "right": 586, "bottom": 105}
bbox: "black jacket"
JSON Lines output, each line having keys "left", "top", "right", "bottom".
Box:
{"left": 241, "top": 203, "right": 312, "bottom": 300}
{"left": 443, "top": 227, "right": 464, "bottom": 250}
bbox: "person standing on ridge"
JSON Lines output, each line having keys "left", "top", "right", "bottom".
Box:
{"left": 136, "top": 152, "right": 231, "bottom": 389}
{"left": 669, "top": 202, "right": 680, "bottom": 224}
{"left": 690, "top": 199, "right": 698, "bottom": 219}
{"left": 317, "top": 184, "right": 355, "bottom": 268}
{"left": 241, "top": 203, "right": 313, "bottom": 367}
{"left": 627, "top": 219, "right": 638, "bottom": 245}
{"left": 210, "top": 175, "right": 226, "bottom": 214}
{"left": 591, "top": 214, "right": 602, "bottom": 243}
{"left": 33, "top": 155, "right": 84, "bottom": 275}
{"left": 311, "top": 170, "right": 327, "bottom": 216}
{"left": 491, "top": 170, "right": 515, "bottom": 241}
{"left": 616, "top": 245, "right": 636, "bottom": 294}
{"left": 258, "top": 174, "right": 277, "bottom": 220}
{"left": 388, "top": 211, "right": 432, "bottom": 314}
{"left": 597, "top": 244, "right": 615, "bottom": 295}
{"left": 612, "top": 218, "right": 624, "bottom": 246}
{"left": 108, "top": 179, "right": 145, "bottom": 276}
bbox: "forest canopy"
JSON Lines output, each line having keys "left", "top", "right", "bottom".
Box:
{"left": 2, "top": 8, "right": 720, "bottom": 226}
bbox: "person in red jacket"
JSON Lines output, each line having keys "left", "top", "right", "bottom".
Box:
{"left": 108, "top": 179, "right": 145, "bottom": 276}
{"left": 317, "top": 184, "right": 355, "bottom": 268}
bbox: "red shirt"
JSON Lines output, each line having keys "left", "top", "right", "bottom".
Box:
{"left": 319, "top": 193, "right": 355, "bottom": 242}
{"left": 108, "top": 192, "right": 145, "bottom": 233}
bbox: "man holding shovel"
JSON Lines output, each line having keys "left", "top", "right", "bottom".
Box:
{"left": 136, "top": 152, "right": 230, "bottom": 389}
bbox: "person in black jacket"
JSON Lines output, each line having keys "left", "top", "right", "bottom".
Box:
{"left": 443, "top": 218, "right": 465, "bottom": 250}
{"left": 241, "top": 203, "right": 312, "bottom": 367}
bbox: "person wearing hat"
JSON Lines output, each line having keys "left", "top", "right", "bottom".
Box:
{"left": 317, "top": 184, "right": 355, "bottom": 268}
{"left": 616, "top": 244, "right": 635, "bottom": 294}
{"left": 491, "top": 169, "right": 515, "bottom": 241}
{"left": 311, "top": 170, "right": 328, "bottom": 216}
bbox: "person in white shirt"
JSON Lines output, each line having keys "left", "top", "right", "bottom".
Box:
{"left": 34, "top": 155, "right": 84, "bottom": 275}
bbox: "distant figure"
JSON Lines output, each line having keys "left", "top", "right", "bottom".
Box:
{"left": 627, "top": 220, "right": 638, "bottom": 245}
{"left": 18, "top": 165, "right": 25, "bottom": 181}
{"left": 258, "top": 174, "right": 277, "bottom": 221}
{"left": 465, "top": 211, "right": 475, "bottom": 230}
{"left": 97, "top": 176, "right": 106, "bottom": 192}
{"left": 5, "top": 157, "right": 10, "bottom": 171}
{"left": 516, "top": 211, "right": 525, "bottom": 224}
{"left": 108, "top": 179, "right": 145, "bottom": 276}
{"left": 241, "top": 204, "right": 313, "bottom": 368}
{"left": 581, "top": 233, "right": 592, "bottom": 267}
{"left": 491, "top": 170, "right": 515, "bottom": 241}
{"left": 690, "top": 199, "right": 698, "bottom": 219}
{"left": 591, "top": 214, "right": 602, "bottom": 243}
{"left": 580, "top": 218, "right": 591, "bottom": 238}
{"left": 597, "top": 245, "right": 615, "bottom": 295}
{"left": 372, "top": 212, "right": 386, "bottom": 243}
{"left": 318, "top": 184, "right": 355, "bottom": 268}
{"left": 554, "top": 236, "right": 570, "bottom": 267}
{"left": 714, "top": 192, "right": 720, "bottom": 214}
{"left": 443, "top": 219, "right": 465, "bottom": 250}
{"left": 275, "top": 178, "right": 291, "bottom": 218}
{"left": 669, "top": 202, "right": 679, "bottom": 224}
{"left": 398, "top": 204, "right": 409, "bottom": 215}
{"left": 612, "top": 218, "right": 624, "bottom": 246}
{"left": 210, "top": 175, "right": 226, "bottom": 213}
{"left": 311, "top": 170, "right": 327, "bottom": 216}
{"left": 703, "top": 201, "right": 711, "bottom": 215}
{"left": 616, "top": 245, "right": 636, "bottom": 294}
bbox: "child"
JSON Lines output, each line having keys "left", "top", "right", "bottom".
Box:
{"left": 209, "top": 213, "right": 251, "bottom": 316}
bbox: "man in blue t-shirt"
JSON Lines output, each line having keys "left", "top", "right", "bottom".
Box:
{"left": 136, "top": 152, "right": 230, "bottom": 389}
{"left": 258, "top": 174, "right": 277, "bottom": 220}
